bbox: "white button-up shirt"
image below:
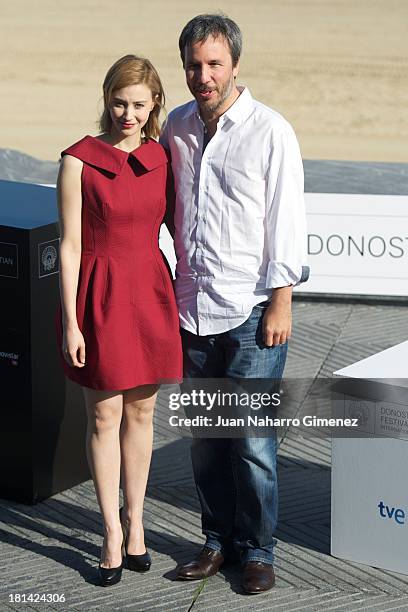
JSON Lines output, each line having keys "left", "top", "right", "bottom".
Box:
{"left": 160, "top": 86, "right": 308, "bottom": 336}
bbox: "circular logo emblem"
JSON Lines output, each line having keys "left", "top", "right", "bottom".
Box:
{"left": 42, "top": 245, "right": 57, "bottom": 272}
{"left": 348, "top": 400, "right": 370, "bottom": 428}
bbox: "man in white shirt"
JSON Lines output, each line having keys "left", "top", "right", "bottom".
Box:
{"left": 160, "top": 14, "right": 308, "bottom": 594}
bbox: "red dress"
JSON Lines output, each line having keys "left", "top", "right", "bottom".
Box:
{"left": 56, "top": 135, "right": 182, "bottom": 390}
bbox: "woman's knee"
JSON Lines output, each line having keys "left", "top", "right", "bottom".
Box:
{"left": 123, "top": 400, "right": 155, "bottom": 425}
{"left": 123, "top": 385, "right": 157, "bottom": 424}
{"left": 93, "top": 404, "right": 122, "bottom": 432}
{"left": 85, "top": 391, "right": 123, "bottom": 434}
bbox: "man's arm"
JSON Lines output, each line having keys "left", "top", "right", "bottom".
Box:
{"left": 263, "top": 285, "right": 292, "bottom": 347}
{"left": 160, "top": 120, "right": 175, "bottom": 238}
{"left": 263, "top": 122, "right": 308, "bottom": 346}
{"left": 164, "top": 153, "right": 176, "bottom": 239}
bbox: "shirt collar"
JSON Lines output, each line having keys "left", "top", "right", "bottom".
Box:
{"left": 222, "top": 86, "right": 253, "bottom": 125}
{"left": 181, "top": 86, "right": 254, "bottom": 126}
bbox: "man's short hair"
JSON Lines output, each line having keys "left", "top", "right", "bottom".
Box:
{"left": 179, "top": 13, "right": 242, "bottom": 67}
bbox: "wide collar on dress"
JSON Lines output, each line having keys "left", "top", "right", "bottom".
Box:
{"left": 61, "top": 135, "right": 168, "bottom": 175}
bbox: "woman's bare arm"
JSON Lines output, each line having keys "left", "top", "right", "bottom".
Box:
{"left": 57, "top": 154, "right": 86, "bottom": 367}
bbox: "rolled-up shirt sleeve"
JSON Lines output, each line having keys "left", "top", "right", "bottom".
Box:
{"left": 265, "top": 122, "right": 309, "bottom": 288}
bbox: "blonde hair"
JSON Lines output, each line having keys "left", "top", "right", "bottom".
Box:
{"left": 99, "top": 55, "right": 165, "bottom": 139}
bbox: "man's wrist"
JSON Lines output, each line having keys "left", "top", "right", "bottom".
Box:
{"left": 270, "top": 285, "right": 293, "bottom": 304}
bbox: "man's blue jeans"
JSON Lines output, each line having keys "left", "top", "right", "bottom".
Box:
{"left": 181, "top": 302, "right": 287, "bottom": 566}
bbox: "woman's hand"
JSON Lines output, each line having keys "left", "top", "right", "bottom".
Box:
{"left": 63, "top": 324, "right": 86, "bottom": 367}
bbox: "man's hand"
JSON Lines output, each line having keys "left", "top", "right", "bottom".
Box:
{"left": 262, "top": 285, "right": 293, "bottom": 347}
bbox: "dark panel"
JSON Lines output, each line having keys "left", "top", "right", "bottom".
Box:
{"left": 0, "top": 183, "right": 89, "bottom": 503}
{"left": 30, "top": 224, "right": 89, "bottom": 502}
{"left": 0, "top": 226, "right": 33, "bottom": 502}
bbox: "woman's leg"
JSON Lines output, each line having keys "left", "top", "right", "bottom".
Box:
{"left": 83, "top": 388, "right": 123, "bottom": 568}
{"left": 120, "top": 384, "right": 158, "bottom": 554}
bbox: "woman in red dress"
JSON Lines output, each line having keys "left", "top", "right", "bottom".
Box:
{"left": 57, "top": 55, "right": 182, "bottom": 586}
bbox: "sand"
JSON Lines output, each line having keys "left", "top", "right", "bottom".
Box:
{"left": 1, "top": 0, "right": 407, "bottom": 162}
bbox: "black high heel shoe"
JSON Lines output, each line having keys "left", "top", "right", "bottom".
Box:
{"left": 98, "top": 562, "right": 123, "bottom": 587}
{"left": 98, "top": 531, "right": 125, "bottom": 586}
{"left": 120, "top": 507, "right": 152, "bottom": 572}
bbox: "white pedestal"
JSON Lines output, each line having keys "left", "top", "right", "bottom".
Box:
{"left": 331, "top": 341, "right": 408, "bottom": 574}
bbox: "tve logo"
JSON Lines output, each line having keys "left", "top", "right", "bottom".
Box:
{"left": 378, "top": 501, "right": 405, "bottom": 525}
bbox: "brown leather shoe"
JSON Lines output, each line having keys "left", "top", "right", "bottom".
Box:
{"left": 242, "top": 561, "right": 275, "bottom": 594}
{"left": 176, "top": 546, "right": 225, "bottom": 580}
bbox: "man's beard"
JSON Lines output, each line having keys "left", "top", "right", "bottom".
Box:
{"left": 198, "top": 75, "right": 235, "bottom": 114}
